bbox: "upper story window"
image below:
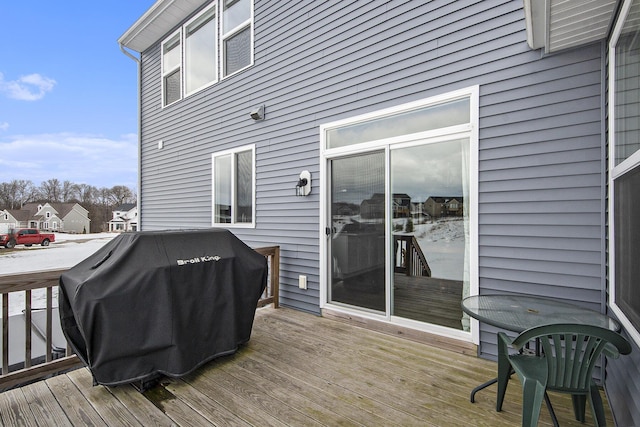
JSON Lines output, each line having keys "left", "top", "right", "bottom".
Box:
{"left": 162, "top": 32, "right": 182, "bottom": 106}
{"left": 161, "top": 1, "right": 253, "bottom": 107}
{"left": 212, "top": 144, "right": 255, "bottom": 227}
{"left": 222, "top": 0, "right": 253, "bottom": 76}
{"left": 185, "top": 7, "right": 217, "bottom": 95}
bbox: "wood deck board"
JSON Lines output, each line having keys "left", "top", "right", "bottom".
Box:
{"left": 0, "top": 387, "right": 39, "bottom": 426}
{"left": 163, "top": 374, "right": 258, "bottom": 426}
{"left": 67, "top": 368, "right": 146, "bottom": 426}
{"left": 45, "top": 371, "right": 109, "bottom": 426}
{"left": 21, "top": 380, "right": 74, "bottom": 427}
{"left": 0, "top": 307, "right": 614, "bottom": 426}
{"left": 107, "top": 381, "right": 175, "bottom": 426}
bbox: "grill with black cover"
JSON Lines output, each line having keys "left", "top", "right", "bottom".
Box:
{"left": 59, "top": 229, "right": 267, "bottom": 387}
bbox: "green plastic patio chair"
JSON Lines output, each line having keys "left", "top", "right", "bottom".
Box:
{"left": 496, "top": 323, "right": 631, "bottom": 427}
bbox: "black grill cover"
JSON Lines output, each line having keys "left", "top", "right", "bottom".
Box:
{"left": 59, "top": 229, "right": 267, "bottom": 386}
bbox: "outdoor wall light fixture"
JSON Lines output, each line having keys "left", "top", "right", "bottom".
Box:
{"left": 296, "top": 170, "right": 311, "bottom": 196}
{"left": 250, "top": 105, "right": 265, "bottom": 121}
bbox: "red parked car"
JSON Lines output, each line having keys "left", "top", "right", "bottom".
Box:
{"left": 0, "top": 228, "right": 55, "bottom": 248}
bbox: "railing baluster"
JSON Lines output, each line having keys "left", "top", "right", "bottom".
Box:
{"left": 25, "top": 290, "right": 32, "bottom": 368}
{"left": 46, "top": 287, "right": 52, "bottom": 362}
{"left": 2, "top": 293, "right": 8, "bottom": 375}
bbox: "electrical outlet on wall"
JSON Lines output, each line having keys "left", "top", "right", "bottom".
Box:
{"left": 298, "top": 275, "right": 307, "bottom": 290}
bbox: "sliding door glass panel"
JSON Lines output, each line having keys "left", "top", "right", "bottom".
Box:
{"left": 330, "top": 152, "right": 385, "bottom": 312}
{"left": 390, "top": 139, "right": 469, "bottom": 330}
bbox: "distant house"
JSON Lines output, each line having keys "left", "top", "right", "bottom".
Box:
{"left": 423, "top": 197, "right": 464, "bottom": 218}
{"left": 361, "top": 193, "right": 411, "bottom": 219}
{"left": 0, "top": 209, "right": 30, "bottom": 233}
{"left": 108, "top": 204, "right": 138, "bottom": 232}
{"left": 18, "top": 203, "right": 91, "bottom": 234}
{"left": 392, "top": 194, "right": 411, "bottom": 218}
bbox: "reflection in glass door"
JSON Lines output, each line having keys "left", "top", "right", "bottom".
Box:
{"left": 329, "top": 152, "right": 385, "bottom": 312}
{"left": 390, "top": 139, "right": 469, "bottom": 330}
{"left": 322, "top": 88, "right": 476, "bottom": 333}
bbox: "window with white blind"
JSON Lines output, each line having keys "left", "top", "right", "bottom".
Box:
{"left": 222, "top": 0, "right": 253, "bottom": 77}
{"left": 161, "top": 32, "right": 182, "bottom": 106}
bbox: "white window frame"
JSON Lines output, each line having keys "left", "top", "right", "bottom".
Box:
{"left": 184, "top": 4, "right": 219, "bottom": 97}
{"left": 221, "top": 0, "right": 254, "bottom": 79}
{"left": 608, "top": 0, "right": 640, "bottom": 347}
{"left": 319, "top": 86, "right": 480, "bottom": 344}
{"left": 211, "top": 144, "right": 256, "bottom": 228}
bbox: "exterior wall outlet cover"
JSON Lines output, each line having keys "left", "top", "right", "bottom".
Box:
{"left": 299, "top": 275, "right": 307, "bottom": 289}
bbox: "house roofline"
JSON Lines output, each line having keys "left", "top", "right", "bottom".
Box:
{"left": 118, "top": 0, "right": 208, "bottom": 53}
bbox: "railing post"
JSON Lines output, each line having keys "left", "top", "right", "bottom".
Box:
{"left": 406, "top": 237, "right": 413, "bottom": 276}
{"left": 25, "top": 290, "right": 32, "bottom": 368}
{"left": 2, "top": 294, "right": 8, "bottom": 375}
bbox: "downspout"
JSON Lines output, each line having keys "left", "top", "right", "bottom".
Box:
{"left": 119, "top": 43, "right": 143, "bottom": 231}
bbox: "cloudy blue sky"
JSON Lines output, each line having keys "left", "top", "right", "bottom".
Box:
{"left": 0, "top": 1, "right": 155, "bottom": 190}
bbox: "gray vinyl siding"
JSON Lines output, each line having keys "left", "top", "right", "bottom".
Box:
{"left": 137, "top": 1, "right": 606, "bottom": 320}
{"left": 479, "top": 40, "right": 606, "bottom": 359}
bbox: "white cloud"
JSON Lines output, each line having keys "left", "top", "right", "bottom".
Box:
{"left": 0, "top": 72, "right": 57, "bottom": 101}
{"left": 0, "top": 132, "right": 138, "bottom": 188}
{"left": 0, "top": 122, "right": 8, "bottom": 131}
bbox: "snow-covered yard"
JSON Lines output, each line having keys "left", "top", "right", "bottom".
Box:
{"left": 0, "top": 232, "right": 119, "bottom": 275}
{"left": 400, "top": 217, "right": 465, "bottom": 281}
{"left": 1, "top": 232, "right": 119, "bottom": 316}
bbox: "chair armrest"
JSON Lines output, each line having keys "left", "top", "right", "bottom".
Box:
{"left": 603, "top": 342, "right": 620, "bottom": 359}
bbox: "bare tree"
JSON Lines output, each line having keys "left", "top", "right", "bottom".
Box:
{"left": 39, "top": 179, "right": 63, "bottom": 202}
{"left": 14, "top": 180, "right": 36, "bottom": 208}
{"left": 76, "top": 183, "right": 98, "bottom": 205}
{"left": 109, "top": 185, "right": 134, "bottom": 206}
{"left": 61, "top": 180, "right": 80, "bottom": 202}
{"left": 0, "top": 180, "right": 36, "bottom": 210}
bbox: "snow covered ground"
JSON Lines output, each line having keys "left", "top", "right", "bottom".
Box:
{"left": 1, "top": 232, "right": 119, "bottom": 274}
{"left": 402, "top": 217, "right": 465, "bottom": 281}
{"left": 1, "top": 232, "right": 119, "bottom": 316}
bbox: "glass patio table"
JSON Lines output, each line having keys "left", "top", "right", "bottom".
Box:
{"left": 461, "top": 294, "right": 619, "bottom": 404}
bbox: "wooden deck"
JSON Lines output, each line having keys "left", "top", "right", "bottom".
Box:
{"left": 0, "top": 307, "right": 613, "bottom": 426}
{"left": 331, "top": 272, "right": 464, "bottom": 330}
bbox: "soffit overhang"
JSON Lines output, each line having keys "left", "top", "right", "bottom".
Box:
{"left": 524, "top": 0, "right": 620, "bottom": 53}
{"left": 118, "top": 0, "right": 209, "bottom": 53}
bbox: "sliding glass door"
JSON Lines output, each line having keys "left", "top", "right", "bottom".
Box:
{"left": 322, "top": 88, "right": 477, "bottom": 334}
